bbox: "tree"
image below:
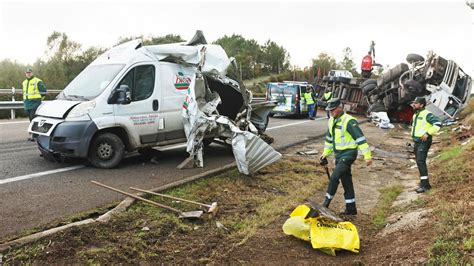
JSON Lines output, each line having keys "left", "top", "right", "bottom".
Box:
{"left": 340, "top": 47, "right": 359, "bottom": 77}
{"left": 261, "top": 40, "right": 289, "bottom": 74}
{"left": 311, "top": 53, "right": 338, "bottom": 76}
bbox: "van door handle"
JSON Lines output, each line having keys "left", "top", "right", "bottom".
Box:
{"left": 153, "top": 99, "right": 159, "bottom": 111}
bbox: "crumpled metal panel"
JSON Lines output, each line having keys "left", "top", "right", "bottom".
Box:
{"left": 232, "top": 131, "right": 282, "bottom": 175}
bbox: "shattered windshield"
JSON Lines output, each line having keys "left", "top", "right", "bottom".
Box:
{"left": 62, "top": 64, "right": 125, "bottom": 100}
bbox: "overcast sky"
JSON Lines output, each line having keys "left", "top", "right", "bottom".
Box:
{"left": 0, "top": 0, "right": 473, "bottom": 76}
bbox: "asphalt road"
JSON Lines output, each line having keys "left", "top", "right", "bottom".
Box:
{"left": 0, "top": 115, "right": 329, "bottom": 241}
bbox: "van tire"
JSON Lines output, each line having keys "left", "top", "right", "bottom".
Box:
{"left": 89, "top": 133, "right": 124, "bottom": 169}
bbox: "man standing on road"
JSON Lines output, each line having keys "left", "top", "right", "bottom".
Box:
{"left": 303, "top": 87, "right": 316, "bottom": 120}
{"left": 410, "top": 96, "right": 441, "bottom": 193}
{"left": 319, "top": 98, "right": 372, "bottom": 215}
{"left": 23, "top": 68, "right": 46, "bottom": 121}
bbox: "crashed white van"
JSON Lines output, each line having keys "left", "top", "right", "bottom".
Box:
{"left": 29, "top": 32, "right": 280, "bottom": 174}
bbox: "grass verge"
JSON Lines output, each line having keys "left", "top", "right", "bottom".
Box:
{"left": 3, "top": 155, "right": 327, "bottom": 264}
{"left": 372, "top": 185, "right": 404, "bottom": 229}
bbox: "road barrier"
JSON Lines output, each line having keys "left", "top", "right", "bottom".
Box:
{"left": 0, "top": 87, "right": 61, "bottom": 119}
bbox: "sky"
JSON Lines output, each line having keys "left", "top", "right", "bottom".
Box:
{"left": 0, "top": 0, "right": 473, "bottom": 77}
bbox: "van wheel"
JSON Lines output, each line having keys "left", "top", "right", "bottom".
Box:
{"left": 89, "top": 133, "right": 124, "bottom": 169}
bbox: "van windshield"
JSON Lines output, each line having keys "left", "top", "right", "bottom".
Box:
{"left": 268, "top": 83, "right": 298, "bottom": 95}
{"left": 62, "top": 64, "right": 125, "bottom": 100}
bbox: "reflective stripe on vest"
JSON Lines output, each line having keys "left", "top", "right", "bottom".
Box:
{"left": 303, "top": 92, "right": 314, "bottom": 105}
{"left": 411, "top": 109, "right": 433, "bottom": 138}
{"left": 23, "top": 77, "right": 43, "bottom": 100}
{"left": 324, "top": 92, "right": 332, "bottom": 101}
{"left": 329, "top": 113, "right": 358, "bottom": 150}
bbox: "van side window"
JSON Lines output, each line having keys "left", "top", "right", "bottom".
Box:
{"left": 118, "top": 65, "right": 155, "bottom": 102}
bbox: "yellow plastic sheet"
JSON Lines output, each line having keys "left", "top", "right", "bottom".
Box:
{"left": 282, "top": 204, "right": 360, "bottom": 256}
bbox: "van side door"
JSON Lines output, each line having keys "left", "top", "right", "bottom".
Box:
{"left": 112, "top": 63, "right": 163, "bottom": 146}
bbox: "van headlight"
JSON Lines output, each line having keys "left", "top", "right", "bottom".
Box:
{"left": 66, "top": 100, "right": 96, "bottom": 120}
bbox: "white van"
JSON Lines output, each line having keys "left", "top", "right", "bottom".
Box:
{"left": 28, "top": 35, "right": 274, "bottom": 169}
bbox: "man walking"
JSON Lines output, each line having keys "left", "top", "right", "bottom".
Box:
{"left": 303, "top": 87, "right": 316, "bottom": 120}
{"left": 319, "top": 98, "right": 372, "bottom": 215}
{"left": 410, "top": 97, "right": 441, "bottom": 193}
{"left": 23, "top": 68, "right": 46, "bottom": 121}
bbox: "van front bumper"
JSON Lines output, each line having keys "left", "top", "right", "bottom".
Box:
{"left": 37, "top": 120, "right": 98, "bottom": 158}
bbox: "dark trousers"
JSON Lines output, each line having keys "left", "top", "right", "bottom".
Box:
{"left": 27, "top": 109, "right": 37, "bottom": 121}
{"left": 307, "top": 104, "right": 315, "bottom": 118}
{"left": 414, "top": 139, "right": 432, "bottom": 179}
{"left": 326, "top": 158, "right": 355, "bottom": 202}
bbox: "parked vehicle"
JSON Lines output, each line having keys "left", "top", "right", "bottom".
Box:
{"left": 362, "top": 51, "right": 472, "bottom": 122}
{"left": 28, "top": 33, "right": 275, "bottom": 169}
{"left": 266, "top": 81, "right": 313, "bottom": 117}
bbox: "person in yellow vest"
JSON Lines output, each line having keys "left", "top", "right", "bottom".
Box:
{"left": 23, "top": 68, "right": 47, "bottom": 121}
{"left": 303, "top": 87, "right": 316, "bottom": 120}
{"left": 319, "top": 89, "right": 332, "bottom": 118}
{"left": 410, "top": 97, "right": 441, "bottom": 193}
{"left": 319, "top": 98, "right": 372, "bottom": 215}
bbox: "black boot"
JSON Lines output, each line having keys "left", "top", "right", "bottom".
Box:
{"left": 415, "top": 179, "right": 432, "bottom": 193}
{"left": 322, "top": 197, "right": 331, "bottom": 208}
{"left": 342, "top": 202, "right": 357, "bottom": 215}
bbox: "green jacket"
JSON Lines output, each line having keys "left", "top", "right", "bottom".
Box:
{"left": 23, "top": 77, "right": 47, "bottom": 110}
{"left": 323, "top": 113, "right": 371, "bottom": 160}
{"left": 411, "top": 108, "right": 441, "bottom": 142}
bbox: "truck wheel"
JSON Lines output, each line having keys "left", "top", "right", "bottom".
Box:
{"left": 360, "top": 79, "right": 376, "bottom": 88}
{"left": 362, "top": 83, "right": 377, "bottom": 95}
{"left": 89, "top": 133, "right": 124, "bottom": 169}
{"left": 406, "top": 53, "right": 424, "bottom": 64}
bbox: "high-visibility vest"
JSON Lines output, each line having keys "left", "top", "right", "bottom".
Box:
{"left": 323, "top": 92, "right": 332, "bottom": 101}
{"left": 22, "top": 77, "right": 43, "bottom": 100}
{"left": 324, "top": 113, "right": 371, "bottom": 159}
{"left": 303, "top": 92, "right": 314, "bottom": 105}
{"left": 411, "top": 109, "right": 441, "bottom": 138}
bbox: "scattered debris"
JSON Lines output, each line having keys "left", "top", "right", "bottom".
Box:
{"left": 215, "top": 221, "right": 229, "bottom": 232}
{"left": 141, "top": 227, "right": 150, "bottom": 231}
{"left": 296, "top": 149, "right": 319, "bottom": 156}
{"left": 129, "top": 187, "right": 219, "bottom": 215}
{"left": 91, "top": 181, "right": 203, "bottom": 219}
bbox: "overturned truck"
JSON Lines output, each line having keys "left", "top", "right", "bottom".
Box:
{"left": 362, "top": 51, "right": 472, "bottom": 123}
{"left": 28, "top": 31, "right": 280, "bottom": 175}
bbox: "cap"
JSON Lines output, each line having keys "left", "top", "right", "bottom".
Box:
{"left": 412, "top": 96, "right": 426, "bottom": 105}
{"left": 25, "top": 68, "right": 33, "bottom": 73}
{"left": 325, "top": 98, "right": 341, "bottom": 111}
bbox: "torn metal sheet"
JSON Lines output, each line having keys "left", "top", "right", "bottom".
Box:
{"left": 179, "top": 35, "right": 280, "bottom": 174}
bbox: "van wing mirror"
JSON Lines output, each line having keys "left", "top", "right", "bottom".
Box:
{"left": 108, "top": 85, "right": 131, "bottom": 104}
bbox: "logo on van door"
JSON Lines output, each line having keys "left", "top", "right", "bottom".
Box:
{"left": 174, "top": 72, "right": 192, "bottom": 91}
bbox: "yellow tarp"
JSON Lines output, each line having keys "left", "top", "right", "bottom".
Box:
{"left": 282, "top": 204, "right": 360, "bottom": 256}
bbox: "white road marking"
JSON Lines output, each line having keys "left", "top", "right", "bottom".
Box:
{"left": 267, "top": 117, "right": 326, "bottom": 131}
{"left": 0, "top": 120, "right": 30, "bottom": 125}
{"left": 0, "top": 165, "right": 84, "bottom": 185}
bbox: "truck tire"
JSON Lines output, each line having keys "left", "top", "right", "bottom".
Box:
{"left": 360, "top": 79, "right": 376, "bottom": 88}
{"left": 89, "top": 132, "right": 125, "bottom": 169}
{"left": 403, "top": 79, "right": 424, "bottom": 94}
{"left": 362, "top": 83, "right": 377, "bottom": 95}
{"left": 377, "top": 63, "right": 409, "bottom": 87}
{"left": 406, "top": 53, "right": 424, "bottom": 64}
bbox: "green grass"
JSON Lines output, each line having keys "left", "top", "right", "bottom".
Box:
{"left": 372, "top": 185, "right": 404, "bottom": 229}
{"left": 438, "top": 146, "right": 462, "bottom": 161}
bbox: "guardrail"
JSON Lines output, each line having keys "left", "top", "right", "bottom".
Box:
{"left": 0, "top": 87, "right": 61, "bottom": 119}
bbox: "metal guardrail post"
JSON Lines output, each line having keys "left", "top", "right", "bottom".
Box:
{"left": 11, "top": 87, "right": 16, "bottom": 119}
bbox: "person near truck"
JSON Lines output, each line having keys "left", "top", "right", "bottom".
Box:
{"left": 23, "top": 68, "right": 47, "bottom": 141}
{"left": 319, "top": 89, "right": 332, "bottom": 118}
{"left": 23, "top": 68, "right": 46, "bottom": 121}
{"left": 319, "top": 98, "right": 372, "bottom": 215}
{"left": 303, "top": 87, "right": 316, "bottom": 120}
{"left": 410, "top": 96, "right": 441, "bottom": 193}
